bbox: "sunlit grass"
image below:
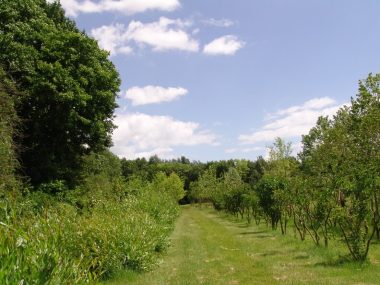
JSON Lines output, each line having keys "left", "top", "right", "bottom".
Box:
{"left": 106, "top": 205, "right": 380, "bottom": 285}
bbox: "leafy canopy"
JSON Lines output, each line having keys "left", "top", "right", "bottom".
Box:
{"left": 0, "top": 0, "right": 120, "bottom": 184}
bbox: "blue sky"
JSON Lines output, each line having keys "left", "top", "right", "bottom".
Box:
{"left": 53, "top": 0, "right": 380, "bottom": 161}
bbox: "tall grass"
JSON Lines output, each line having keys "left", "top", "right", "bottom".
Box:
{"left": 0, "top": 155, "right": 181, "bottom": 284}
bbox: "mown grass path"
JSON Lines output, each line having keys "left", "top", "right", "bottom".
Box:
{"left": 107, "top": 205, "right": 380, "bottom": 285}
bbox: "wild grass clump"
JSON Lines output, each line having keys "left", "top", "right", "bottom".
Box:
{"left": 0, "top": 151, "right": 183, "bottom": 284}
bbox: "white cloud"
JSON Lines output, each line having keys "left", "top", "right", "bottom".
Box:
{"left": 274, "top": 97, "right": 336, "bottom": 117}
{"left": 91, "top": 24, "right": 132, "bottom": 55}
{"left": 203, "top": 35, "right": 244, "bottom": 55}
{"left": 202, "top": 18, "right": 235, "bottom": 28}
{"left": 124, "top": 86, "right": 188, "bottom": 106}
{"left": 126, "top": 17, "right": 199, "bottom": 52}
{"left": 90, "top": 18, "right": 199, "bottom": 54}
{"left": 48, "top": 0, "right": 180, "bottom": 17}
{"left": 112, "top": 113, "right": 217, "bottom": 159}
{"left": 130, "top": 147, "right": 175, "bottom": 159}
{"left": 239, "top": 97, "right": 344, "bottom": 145}
{"left": 117, "top": 46, "right": 134, "bottom": 55}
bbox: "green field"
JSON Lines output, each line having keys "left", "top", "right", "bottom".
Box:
{"left": 107, "top": 205, "right": 380, "bottom": 285}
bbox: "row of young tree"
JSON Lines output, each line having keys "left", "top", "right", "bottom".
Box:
{"left": 190, "top": 75, "right": 380, "bottom": 261}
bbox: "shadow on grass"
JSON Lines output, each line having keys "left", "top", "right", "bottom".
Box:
{"left": 239, "top": 230, "right": 267, "bottom": 235}
{"left": 236, "top": 224, "right": 250, "bottom": 228}
{"left": 254, "top": 234, "right": 274, "bottom": 239}
{"left": 313, "top": 255, "right": 369, "bottom": 268}
{"left": 259, "top": 250, "right": 279, "bottom": 257}
{"left": 294, "top": 253, "right": 310, "bottom": 260}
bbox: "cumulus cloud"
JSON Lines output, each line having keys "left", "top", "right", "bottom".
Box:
{"left": 239, "top": 97, "right": 344, "bottom": 145}
{"left": 112, "top": 113, "right": 217, "bottom": 159}
{"left": 124, "top": 86, "right": 188, "bottom": 106}
{"left": 202, "top": 18, "right": 235, "bottom": 28}
{"left": 126, "top": 17, "right": 199, "bottom": 52}
{"left": 90, "top": 18, "right": 199, "bottom": 54}
{"left": 203, "top": 35, "right": 244, "bottom": 55}
{"left": 274, "top": 97, "right": 336, "bottom": 117}
{"left": 48, "top": 0, "right": 180, "bottom": 17}
{"left": 91, "top": 24, "right": 132, "bottom": 55}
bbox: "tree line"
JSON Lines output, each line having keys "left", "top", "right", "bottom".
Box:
{"left": 189, "top": 77, "right": 380, "bottom": 261}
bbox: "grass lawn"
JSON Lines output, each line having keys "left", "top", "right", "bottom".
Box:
{"left": 105, "top": 205, "right": 380, "bottom": 285}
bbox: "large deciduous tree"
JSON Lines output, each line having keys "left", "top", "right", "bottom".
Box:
{"left": 0, "top": 0, "right": 120, "bottom": 184}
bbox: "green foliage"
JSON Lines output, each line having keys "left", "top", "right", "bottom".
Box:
{"left": 0, "top": 200, "right": 91, "bottom": 284}
{"left": 36, "top": 180, "right": 68, "bottom": 195}
{"left": 0, "top": 67, "right": 20, "bottom": 196}
{"left": 0, "top": 182, "right": 178, "bottom": 284}
{"left": 120, "top": 156, "right": 205, "bottom": 203}
{"left": 190, "top": 168, "right": 220, "bottom": 205}
{"left": 76, "top": 150, "right": 125, "bottom": 206}
{"left": 0, "top": 195, "right": 179, "bottom": 284}
{"left": 241, "top": 191, "right": 261, "bottom": 224}
{"left": 268, "top": 137, "right": 292, "bottom": 161}
{"left": 222, "top": 168, "right": 246, "bottom": 216}
{"left": 255, "top": 175, "right": 282, "bottom": 229}
{"left": 246, "top": 156, "right": 267, "bottom": 184}
{"left": 0, "top": 148, "right": 183, "bottom": 283}
{"left": 327, "top": 73, "right": 380, "bottom": 260}
{"left": 0, "top": 0, "right": 120, "bottom": 184}
{"left": 152, "top": 172, "right": 186, "bottom": 202}
{"left": 188, "top": 74, "right": 379, "bottom": 262}
{"left": 272, "top": 74, "right": 379, "bottom": 260}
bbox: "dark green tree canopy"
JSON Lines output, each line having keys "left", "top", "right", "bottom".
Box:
{"left": 0, "top": 0, "right": 121, "bottom": 184}
{"left": 0, "top": 66, "right": 20, "bottom": 194}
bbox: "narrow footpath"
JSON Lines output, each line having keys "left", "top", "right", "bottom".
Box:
{"left": 107, "top": 205, "right": 380, "bottom": 285}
